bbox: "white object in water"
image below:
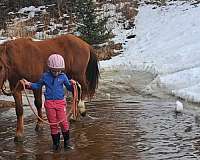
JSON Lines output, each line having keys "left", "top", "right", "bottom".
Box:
{"left": 175, "top": 100, "right": 183, "bottom": 113}
{"left": 78, "top": 100, "right": 86, "bottom": 114}
{"left": 105, "top": 93, "right": 111, "bottom": 99}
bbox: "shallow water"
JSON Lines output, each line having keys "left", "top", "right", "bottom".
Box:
{"left": 1, "top": 71, "right": 200, "bottom": 160}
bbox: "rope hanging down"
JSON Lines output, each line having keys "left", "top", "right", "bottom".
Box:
{"left": 20, "top": 79, "right": 80, "bottom": 126}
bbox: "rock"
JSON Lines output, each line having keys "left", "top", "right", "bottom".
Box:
{"left": 175, "top": 100, "right": 183, "bottom": 113}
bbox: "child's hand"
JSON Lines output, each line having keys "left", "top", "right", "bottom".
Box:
{"left": 21, "top": 79, "right": 31, "bottom": 87}
{"left": 70, "top": 79, "right": 76, "bottom": 85}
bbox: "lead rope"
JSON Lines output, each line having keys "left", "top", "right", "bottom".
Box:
{"left": 20, "top": 80, "right": 79, "bottom": 125}
{"left": 72, "top": 83, "right": 78, "bottom": 119}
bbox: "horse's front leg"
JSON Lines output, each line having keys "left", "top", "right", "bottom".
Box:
{"left": 33, "top": 89, "right": 43, "bottom": 132}
{"left": 13, "top": 90, "right": 24, "bottom": 142}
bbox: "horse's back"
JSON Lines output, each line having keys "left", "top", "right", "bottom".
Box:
{"left": 6, "top": 34, "right": 90, "bottom": 62}
{"left": 50, "top": 34, "right": 91, "bottom": 57}
{"left": 5, "top": 34, "right": 98, "bottom": 97}
{"left": 7, "top": 34, "right": 90, "bottom": 54}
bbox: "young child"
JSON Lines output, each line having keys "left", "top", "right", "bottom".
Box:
{"left": 23, "top": 54, "right": 75, "bottom": 151}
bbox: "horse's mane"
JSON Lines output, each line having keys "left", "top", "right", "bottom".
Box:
{"left": 0, "top": 42, "right": 7, "bottom": 57}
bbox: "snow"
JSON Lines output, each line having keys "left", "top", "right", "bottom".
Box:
{"left": 18, "top": 6, "right": 46, "bottom": 14}
{"left": 100, "top": 2, "right": 200, "bottom": 103}
{"left": 1, "top": 2, "right": 200, "bottom": 104}
{"left": 18, "top": 6, "right": 46, "bottom": 18}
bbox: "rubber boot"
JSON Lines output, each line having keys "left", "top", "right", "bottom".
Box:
{"left": 62, "top": 130, "right": 73, "bottom": 150}
{"left": 51, "top": 132, "right": 60, "bottom": 151}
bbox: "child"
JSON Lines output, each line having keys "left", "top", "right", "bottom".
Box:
{"left": 23, "top": 54, "right": 75, "bottom": 151}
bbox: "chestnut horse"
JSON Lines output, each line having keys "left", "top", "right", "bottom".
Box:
{"left": 0, "top": 34, "right": 99, "bottom": 142}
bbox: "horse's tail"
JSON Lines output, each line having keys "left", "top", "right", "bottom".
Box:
{"left": 86, "top": 47, "right": 100, "bottom": 97}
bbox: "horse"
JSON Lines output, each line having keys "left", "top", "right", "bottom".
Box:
{"left": 0, "top": 34, "right": 100, "bottom": 142}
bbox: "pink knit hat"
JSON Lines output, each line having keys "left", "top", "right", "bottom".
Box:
{"left": 47, "top": 54, "right": 65, "bottom": 69}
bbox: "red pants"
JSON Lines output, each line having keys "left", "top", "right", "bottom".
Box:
{"left": 44, "top": 100, "right": 69, "bottom": 134}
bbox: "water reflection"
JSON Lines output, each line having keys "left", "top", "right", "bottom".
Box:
{"left": 1, "top": 92, "right": 200, "bottom": 159}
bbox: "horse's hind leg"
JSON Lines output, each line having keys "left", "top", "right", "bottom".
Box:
{"left": 13, "top": 90, "right": 24, "bottom": 142}
{"left": 76, "top": 74, "right": 87, "bottom": 117}
{"left": 33, "top": 89, "right": 43, "bottom": 132}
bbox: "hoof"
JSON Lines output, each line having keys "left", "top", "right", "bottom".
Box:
{"left": 69, "top": 116, "right": 77, "bottom": 123}
{"left": 14, "top": 136, "right": 24, "bottom": 143}
{"left": 35, "top": 123, "right": 43, "bottom": 132}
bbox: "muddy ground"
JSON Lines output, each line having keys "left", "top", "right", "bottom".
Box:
{"left": 1, "top": 70, "right": 200, "bottom": 160}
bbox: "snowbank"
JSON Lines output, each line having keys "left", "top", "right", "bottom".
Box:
{"left": 100, "top": 2, "right": 200, "bottom": 103}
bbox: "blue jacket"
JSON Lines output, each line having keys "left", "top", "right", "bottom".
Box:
{"left": 31, "top": 71, "right": 73, "bottom": 100}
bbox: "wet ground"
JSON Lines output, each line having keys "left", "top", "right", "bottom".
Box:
{"left": 1, "top": 70, "right": 200, "bottom": 160}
